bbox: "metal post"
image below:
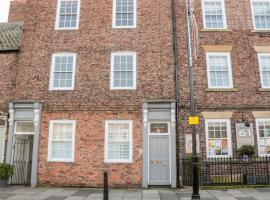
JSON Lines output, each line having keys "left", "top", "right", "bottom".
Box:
{"left": 103, "top": 171, "right": 109, "bottom": 200}
{"left": 184, "top": 0, "right": 200, "bottom": 199}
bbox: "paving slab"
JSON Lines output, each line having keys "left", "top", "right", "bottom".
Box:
{"left": 0, "top": 186, "right": 269, "bottom": 200}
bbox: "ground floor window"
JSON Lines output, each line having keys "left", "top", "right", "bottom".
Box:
{"left": 205, "top": 119, "right": 232, "bottom": 158}
{"left": 256, "top": 119, "right": 270, "bottom": 156}
{"left": 104, "top": 120, "right": 133, "bottom": 163}
{"left": 48, "top": 120, "right": 76, "bottom": 162}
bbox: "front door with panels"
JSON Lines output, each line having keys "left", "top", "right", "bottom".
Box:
{"left": 148, "top": 122, "right": 171, "bottom": 185}
{"left": 11, "top": 121, "right": 34, "bottom": 185}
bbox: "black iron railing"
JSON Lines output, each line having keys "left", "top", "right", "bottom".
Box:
{"left": 181, "top": 156, "right": 270, "bottom": 186}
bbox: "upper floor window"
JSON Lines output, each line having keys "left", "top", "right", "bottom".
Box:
{"left": 104, "top": 120, "right": 133, "bottom": 163}
{"left": 48, "top": 120, "right": 76, "bottom": 162}
{"left": 110, "top": 52, "right": 136, "bottom": 90}
{"left": 205, "top": 119, "right": 232, "bottom": 158}
{"left": 206, "top": 52, "right": 233, "bottom": 89}
{"left": 202, "top": 0, "right": 227, "bottom": 29}
{"left": 112, "top": 0, "right": 136, "bottom": 28}
{"left": 55, "top": 0, "right": 80, "bottom": 30}
{"left": 258, "top": 53, "right": 270, "bottom": 88}
{"left": 251, "top": 0, "right": 270, "bottom": 30}
{"left": 49, "top": 53, "right": 77, "bottom": 91}
{"left": 256, "top": 119, "right": 270, "bottom": 156}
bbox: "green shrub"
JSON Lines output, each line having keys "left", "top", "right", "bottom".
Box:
{"left": 0, "top": 163, "right": 14, "bottom": 180}
{"left": 237, "top": 145, "right": 255, "bottom": 157}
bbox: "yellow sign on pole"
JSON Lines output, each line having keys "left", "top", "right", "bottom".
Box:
{"left": 189, "top": 116, "right": 199, "bottom": 125}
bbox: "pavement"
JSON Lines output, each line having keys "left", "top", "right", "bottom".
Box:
{"left": 0, "top": 186, "right": 270, "bottom": 200}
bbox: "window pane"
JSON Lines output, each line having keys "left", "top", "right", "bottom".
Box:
{"left": 15, "top": 122, "right": 34, "bottom": 133}
{"left": 207, "top": 121, "right": 230, "bottom": 157}
{"left": 52, "top": 54, "right": 75, "bottom": 89}
{"left": 112, "top": 54, "right": 135, "bottom": 88}
{"left": 114, "top": 0, "right": 135, "bottom": 27}
{"left": 260, "top": 55, "right": 270, "bottom": 87}
{"left": 50, "top": 121, "right": 74, "bottom": 161}
{"left": 257, "top": 120, "right": 270, "bottom": 156}
{"left": 204, "top": 0, "right": 225, "bottom": 29}
{"left": 253, "top": 1, "right": 270, "bottom": 29}
{"left": 150, "top": 123, "right": 168, "bottom": 133}
{"left": 57, "top": 0, "right": 79, "bottom": 29}
{"left": 107, "top": 121, "right": 131, "bottom": 161}
{"left": 208, "top": 55, "right": 231, "bottom": 88}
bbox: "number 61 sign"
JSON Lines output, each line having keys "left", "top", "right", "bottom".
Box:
{"left": 235, "top": 123, "right": 254, "bottom": 149}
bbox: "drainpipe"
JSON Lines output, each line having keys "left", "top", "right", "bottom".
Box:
{"left": 171, "top": 0, "right": 180, "bottom": 187}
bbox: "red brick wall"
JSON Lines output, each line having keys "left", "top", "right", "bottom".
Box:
{"left": 38, "top": 111, "right": 142, "bottom": 187}
{"left": 8, "top": 0, "right": 26, "bottom": 22}
{"left": 14, "top": 0, "right": 175, "bottom": 112}
{"left": 0, "top": 53, "right": 18, "bottom": 112}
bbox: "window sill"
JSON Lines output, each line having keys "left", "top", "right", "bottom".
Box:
{"left": 201, "top": 29, "right": 232, "bottom": 32}
{"left": 206, "top": 88, "right": 237, "bottom": 92}
{"left": 251, "top": 30, "right": 270, "bottom": 33}
{"left": 258, "top": 88, "right": 270, "bottom": 92}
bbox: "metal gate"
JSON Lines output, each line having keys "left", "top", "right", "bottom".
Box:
{"left": 10, "top": 135, "right": 33, "bottom": 185}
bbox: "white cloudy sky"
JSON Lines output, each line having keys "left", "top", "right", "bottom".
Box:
{"left": 0, "top": 0, "right": 11, "bottom": 22}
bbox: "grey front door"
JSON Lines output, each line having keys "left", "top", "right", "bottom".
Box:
{"left": 149, "top": 122, "right": 170, "bottom": 185}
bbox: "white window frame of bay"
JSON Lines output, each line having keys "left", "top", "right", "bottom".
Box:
{"left": 112, "top": 0, "right": 137, "bottom": 28}
{"left": 55, "top": 0, "right": 81, "bottom": 30}
{"left": 206, "top": 52, "right": 233, "bottom": 89}
{"left": 202, "top": 0, "right": 227, "bottom": 29}
{"left": 110, "top": 52, "right": 137, "bottom": 90}
{"left": 49, "top": 53, "right": 77, "bottom": 91}
{"left": 104, "top": 120, "right": 133, "bottom": 163}
{"left": 205, "top": 119, "right": 232, "bottom": 158}
{"left": 47, "top": 120, "right": 76, "bottom": 162}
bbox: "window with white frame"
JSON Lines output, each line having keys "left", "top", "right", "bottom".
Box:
{"left": 205, "top": 119, "right": 232, "bottom": 158}
{"left": 15, "top": 121, "right": 34, "bottom": 135}
{"left": 113, "top": 0, "right": 136, "bottom": 28}
{"left": 206, "top": 52, "right": 233, "bottom": 88}
{"left": 48, "top": 120, "right": 76, "bottom": 162}
{"left": 251, "top": 0, "right": 270, "bottom": 30}
{"left": 258, "top": 53, "right": 270, "bottom": 88}
{"left": 256, "top": 119, "right": 270, "bottom": 156}
{"left": 202, "top": 0, "right": 227, "bottom": 29}
{"left": 50, "top": 53, "right": 76, "bottom": 90}
{"left": 55, "top": 0, "right": 80, "bottom": 30}
{"left": 104, "top": 120, "right": 133, "bottom": 163}
{"left": 110, "top": 52, "right": 136, "bottom": 90}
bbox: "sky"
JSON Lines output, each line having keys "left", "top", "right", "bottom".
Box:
{"left": 0, "top": 0, "right": 11, "bottom": 22}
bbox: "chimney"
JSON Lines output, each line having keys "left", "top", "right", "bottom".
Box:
{"left": 8, "top": 0, "right": 27, "bottom": 22}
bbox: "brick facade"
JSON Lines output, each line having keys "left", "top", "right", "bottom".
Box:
{"left": 177, "top": 0, "right": 270, "bottom": 159}
{"left": 0, "top": 53, "right": 17, "bottom": 112}
{"left": 13, "top": 0, "right": 175, "bottom": 187}
{"left": 38, "top": 111, "right": 142, "bottom": 187}
{"left": 8, "top": 0, "right": 26, "bottom": 22}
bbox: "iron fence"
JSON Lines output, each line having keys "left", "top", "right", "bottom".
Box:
{"left": 181, "top": 156, "right": 270, "bottom": 186}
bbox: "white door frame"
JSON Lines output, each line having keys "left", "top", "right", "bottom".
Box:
{"left": 147, "top": 121, "right": 171, "bottom": 185}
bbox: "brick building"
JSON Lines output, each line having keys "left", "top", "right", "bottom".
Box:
{"left": 177, "top": 0, "right": 270, "bottom": 161}
{"left": 3, "top": 0, "right": 177, "bottom": 188}
{"left": 1, "top": 0, "right": 270, "bottom": 188}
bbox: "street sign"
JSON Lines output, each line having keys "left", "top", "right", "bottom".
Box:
{"left": 189, "top": 116, "right": 199, "bottom": 125}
